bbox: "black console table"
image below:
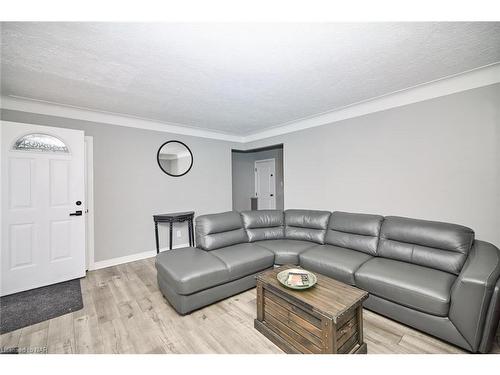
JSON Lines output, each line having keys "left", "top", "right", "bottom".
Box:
{"left": 153, "top": 211, "right": 194, "bottom": 253}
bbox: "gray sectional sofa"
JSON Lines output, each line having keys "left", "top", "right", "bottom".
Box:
{"left": 155, "top": 209, "right": 500, "bottom": 353}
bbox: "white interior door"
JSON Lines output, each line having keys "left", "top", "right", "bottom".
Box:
{"left": 255, "top": 159, "right": 276, "bottom": 210}
{"left": 1, "top": 121, "right": 86, "bottom": 296}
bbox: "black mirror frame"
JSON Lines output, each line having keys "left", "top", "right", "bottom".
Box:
{"left": 156, "top": 140, "right": 194, "bottom": 177}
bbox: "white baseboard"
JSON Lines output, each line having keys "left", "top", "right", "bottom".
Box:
{"left": 89, "top": 242, "right": 190, "bottom": 271}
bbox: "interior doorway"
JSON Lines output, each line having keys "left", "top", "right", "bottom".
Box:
{"left": 232, "top": 144, "right": 284, "bottom": 211}
{"left": 255, "top": 158, "right": 276, "bottom": 209}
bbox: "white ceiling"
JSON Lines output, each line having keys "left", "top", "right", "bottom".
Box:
{"left": 1, "top": 22, "right": 500, "bottom": 136}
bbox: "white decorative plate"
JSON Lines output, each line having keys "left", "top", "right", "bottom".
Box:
{"left": 277, "top": 268, "right": 317, "bottom": 290}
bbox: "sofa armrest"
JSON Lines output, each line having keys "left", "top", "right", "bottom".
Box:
{"left": 449, "top": 240, "right": 500, "bottom": 351}
{"left": 479, "top": 278, "right": 500, "bottom": 353}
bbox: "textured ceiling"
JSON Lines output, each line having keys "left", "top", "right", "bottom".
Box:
{"left": 1, "top": 22, "right": 500, "bottom": 135}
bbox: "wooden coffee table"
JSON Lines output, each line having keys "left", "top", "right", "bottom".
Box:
{"left": 254, "top": 265, "right": 369, "bottom": 354}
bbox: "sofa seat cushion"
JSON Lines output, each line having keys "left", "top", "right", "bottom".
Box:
{"left": 256, "top": 239, "right": 317, "bottom": 265}
{"left": 155, "top": 247, "right": 229, "bottom": 295}
{"left": 210, "top": 243, "right": 274, "bottom": 281}
{"left": 299, "top": 245, "right": 373, "bottom": 285}
{"left": 355, "top": 258, "right": 456, "bottom": 316}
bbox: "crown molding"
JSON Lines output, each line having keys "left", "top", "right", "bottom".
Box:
{"left": 0, "top": 95, "right": 245, "bottom": 143}
{"left": 241, "top": 63, "right": 500, "bottom": 143}
{"left": 2, "top": 63, "right": 499, "bottom": 145}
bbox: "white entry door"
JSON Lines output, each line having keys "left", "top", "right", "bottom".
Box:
{"left": 1, "top": 121, "right": 86, "bottom": 296}
{"left": 255, "top": 159, "right": 276, "bottom": 210}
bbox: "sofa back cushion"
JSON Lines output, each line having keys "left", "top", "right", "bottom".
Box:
{"left": 326, "top": 211, "right": 384, "bottom": 255}
{"left": 284, "top": 209, "right": 331, "bottom": 244}
{"left": 378, "top": 216, "right": 475, "bottom": 275}
{"left": 241, "top": 210, "right": 284, "bottom": 242}
{"left": 195, "top": 211, "right": 248, "bottom": 251}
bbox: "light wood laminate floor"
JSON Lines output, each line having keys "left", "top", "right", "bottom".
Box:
{"left": 1, "top": 257, "right": 499, "bottom": 354}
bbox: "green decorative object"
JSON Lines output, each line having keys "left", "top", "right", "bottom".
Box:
{"left": 277, "top": 268, "right": 317, "bottom": 290}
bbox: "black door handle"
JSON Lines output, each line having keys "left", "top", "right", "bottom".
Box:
{"left": 69, "top": 210, "right": 83, "bottom": 216}
{"left": 270, "top": 194, "right": 274, "bottom": 197}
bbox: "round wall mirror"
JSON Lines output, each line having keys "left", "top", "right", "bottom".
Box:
{"left": 157, "top": 140, "right": 193, "bottom": 177}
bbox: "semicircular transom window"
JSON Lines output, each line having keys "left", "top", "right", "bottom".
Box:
{"left": 13, "top": 133, "right": 69, "bottom": 153}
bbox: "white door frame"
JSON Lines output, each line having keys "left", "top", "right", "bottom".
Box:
{"left": 254, "top": 158, "right": 276, "bottom": 209}
{"left": 84, "top": 136, "right": 95, "bottom": 271}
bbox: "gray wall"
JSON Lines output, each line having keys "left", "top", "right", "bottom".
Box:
{"left": 232, "top": 152, "right": 255, "bottom": 211}
{"left": 244, "top": 84, "right": 500, "bottom": 247}
{"left": 2, "top": 83, "right": 499, "bottom": 256}
{"left": 0, "top": 109, "right": 234, "bottom": 262}
{"left": 232, "top": 148, "right": 284, "bottom": 211}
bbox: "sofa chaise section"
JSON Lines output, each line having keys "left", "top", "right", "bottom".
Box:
{"left": 156, "top": 247, "right": 229, "bottom": 296}
{"left": 156, "top": 211, "right": 273, "bottom": 315}
{"left": 210, "top": 243, "right": 274, "bottom": 281}
{"left": 156, "top": 247, "right": 242, "bottom": 315}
